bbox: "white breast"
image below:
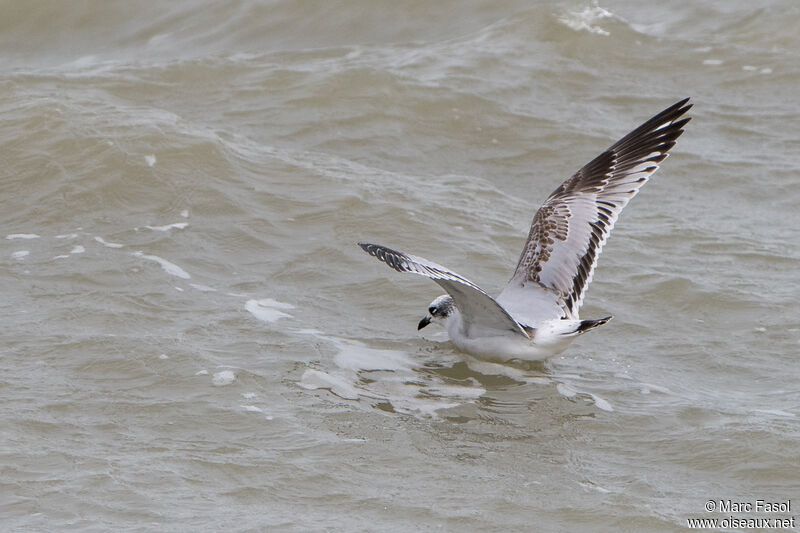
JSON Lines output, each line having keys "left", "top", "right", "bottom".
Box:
{"left": 445, "top": 312, "right": 578, "bottom": 362}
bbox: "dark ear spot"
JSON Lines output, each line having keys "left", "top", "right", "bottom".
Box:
{"left": 428, "top": 306, "right": 436, "bottom": 315}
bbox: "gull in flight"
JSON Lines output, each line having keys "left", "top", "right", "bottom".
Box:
{"left": 359, "top": 99, "right": 691, "bottom": 362}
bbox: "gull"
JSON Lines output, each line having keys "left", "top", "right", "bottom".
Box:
{"left": 358, "top": 98, "right": 691, "bottom": 362}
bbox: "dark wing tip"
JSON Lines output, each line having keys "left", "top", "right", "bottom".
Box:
{"left": 639, "top": 98, "right": 693, "bottom": 135}
{"left": 652, "top": 98, "right": 693, "bottom": 128}
{"left": 672, "top": 117, "right": 691, "bottom": 130}
{"left": 669, "top": 97, "right": 692, "bottom": 116}
{"left": 604, "top": 99, "right": 692, "bottom": 164}
{"left": 668, "top": 100, "right": 692, "bottom": 127}
{"left": 357, "top": 242, "right": 410, "bottom": 273}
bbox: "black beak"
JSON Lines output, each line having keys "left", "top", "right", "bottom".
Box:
{"left": 417, "top": 315, "right": 432, "bottom": 330}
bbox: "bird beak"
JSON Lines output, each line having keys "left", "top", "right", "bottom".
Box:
{"left": 417, "top": 315, "right": 432, "bottom": 330}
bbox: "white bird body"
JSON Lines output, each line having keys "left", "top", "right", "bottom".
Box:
{"left": 444, "top": 311, "right": 584, "bottom": 362}
{"left": 359, "top": 98, "right": 691, "bottom": 362}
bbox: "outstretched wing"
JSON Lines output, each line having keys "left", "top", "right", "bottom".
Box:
{"left": 500, "top": 98, "right": 692, "bottom": 320}
{"left": 358, "top": 243, "right": 529, "bottom": 338}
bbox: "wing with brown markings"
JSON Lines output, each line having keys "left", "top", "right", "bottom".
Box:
{"left": 498, "top": 98, "right": 692, "bottom": 321}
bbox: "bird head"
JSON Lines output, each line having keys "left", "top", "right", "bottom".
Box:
{"left": 418, "top": 294, "right": 455, "bottom": 330}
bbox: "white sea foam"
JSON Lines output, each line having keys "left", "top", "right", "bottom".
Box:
{"left": 753, "top": 409, "right": 796, "bottom": 418}
{"left": 556, "top": 383, "right": 578, "bottom": 398}
{"left": 95, "top": 236, "right": 124, "bottom": 248}
{"left": 132, "top": 251, "right": 191, "bottom": 279}
{"left": 422, "top": 380, "right": 486, "bottom": 401}
{"left": 639, "top": 382, "right": 672, "bottom": 395}
{"left": 70, "top": 245, "right": 85, "bottom": 254}
{"left": 6, "top": 234, "right": 40, "bottom": 240}
{"left": 245, "top": 299, "right": 294, "bottom": 322}
{"left": 145, "top": 222, "right": 188, "bottom": 232}
{"left": 298, "top": 369, "right": 362, "bottom": 400}
{"left": 557, "top": 2, "right": 615, "bottom": 36}
{"left": 332, "top": 340, "right": 415, "bottom": 373}
{"left": 12, "top": 250, "right": 30, "bottom": 260}
{"left": 145, "top": 154, "right": 157, "bottom": 167}
{"left": 461, "top": 355, "right": 530, "bottom": 381}
{"left": 589, "top": 393, "right": 614, "bottom": 412}
{"left": 212, "top": 370, "right": 236, "bottom": 386}
{"left": 297, "top": 332, "right": 486, "bottom": 417}
{"left": 189, "top": 283, "right": 217, "bottom": 292}
{"left": 557, "top": 381, "right": 613, "bottom": 411}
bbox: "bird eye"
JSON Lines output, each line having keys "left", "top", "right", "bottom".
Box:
{"left": 428, "top": 306, "right": 436, "bottom": 315}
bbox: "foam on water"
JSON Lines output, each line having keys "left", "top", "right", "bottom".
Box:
{"left": 298, "top": 332, "right": 489, "bottom": 417}
{"left": 421, "top": 380, "right": 486, "bottom": 401}
{"left": 753, "top": 409, "right": 796, "bottom": 418}
{"left": 299, "top": 369, "right": 362, "bottom": 401}
{"left": 145, "top": 222, "right": 189, "bottom": 232}
{"left": 556, "top": 383, "right": 578, "bottom": 398}
{"left": 557, "top": 1, "right": 617, "bottom": 36}
{"left": 11, "top": 250, "right": 30, "bottom": 260}
{"left": 553, "top": 376, "right": 614, "bottom": 411}
{"left": 296, "top": 323, "right": 624, "bottom": 417}
{"left": 94, "top": 236, "right": 124, "bottom": 248}
{"left": 132, "top": 251, "right": 191, "bottom": 279}
{"left": 212, "top": 370, "right": 236, "bottom": 386}
{"left": 638, "top": 382, "right": 673, "bottom": 395}
{"left": 588, "top": 393, "right": 614, "bottom": 412}
{"left": 245, "top": 298, "right": 294, "bottom": 322}
{"left": 6, "top": 233, "right": 40, "bottom": 240}
{"left": 459, "top": 355, "right": 533, "bottom": 381}
{"left": 331, "top": 340, "right": 415, "bottom": 372}
{"left": 189, "top": 283, "right": 217, "bottom": 292}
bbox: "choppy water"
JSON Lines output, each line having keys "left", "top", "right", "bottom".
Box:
{"left": 2, "top": 1, "right": 799, "bottom": 531}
